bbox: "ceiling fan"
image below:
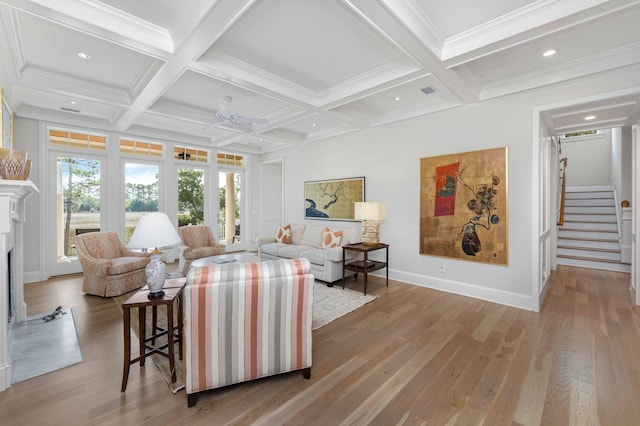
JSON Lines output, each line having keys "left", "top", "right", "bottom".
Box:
{"left": 206, "top": 96, "right": 268, "bottom": 133}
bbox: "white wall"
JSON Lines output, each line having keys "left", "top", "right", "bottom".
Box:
{"left": 561, "top": 130, "right": 612, "bottom": 187}
{"left": 13, "top": 118, "right": 40, "bottom": 282}
{"left": 257, "top": 63, "right": 640, "bottom": 311}
{"left": 621, "top": 126, "right": 633, "bottom": 204}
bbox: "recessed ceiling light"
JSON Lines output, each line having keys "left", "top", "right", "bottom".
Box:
{"left": 394, "top": 96, "right": 401, "bottom": 101}
{"left": 77, "top": 52, "right": 91, "bottom": 60}
{"left": 70, "top": 101, "right": 77, "bottom": 105}
{"left": 312, "top": 123, "right": 317, "bottom": 127}
{"left": 584, "top": 115, "right": 596, "bottom": 121}
{"left": 543, "top": 49, "right": 557, "bottom": 57}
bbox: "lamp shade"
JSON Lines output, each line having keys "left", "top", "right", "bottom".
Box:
{"left": 128, "top": 212, "right": 181, "bottom": 250}
{"left": 354, "top": 202, "right": 387, "bottom": 221}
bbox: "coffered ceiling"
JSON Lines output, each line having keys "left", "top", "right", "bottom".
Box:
{"left": 1, "top": 0, "right": 640, "bottom": 153}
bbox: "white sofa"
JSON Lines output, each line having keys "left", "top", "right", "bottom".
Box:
{"left": 257, "top": 224, "right": 361, "bottom": 284}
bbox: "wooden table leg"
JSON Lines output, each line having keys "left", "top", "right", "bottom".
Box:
{"left": 342, "top": 248, "right": 346, "bottom": 290}
{"left": 177, "top": 293, "right": 183, "bottom": 361}
{"left": 363, "top": 251, "right": 369, "bottom": 296}
{"left": 139, "top": 306, "right": 146, "bottom": 367}
{"left": 386, "top": 245, "right": 389, "bottom": 287}
{"left": 167, "top": 300, "right": 176, "bottom": 383}
{"left": 121, "top": 306, "right": 131, "bottom": 392}
{"left": 151, "top": 305, "right": 158, "bottom": 345}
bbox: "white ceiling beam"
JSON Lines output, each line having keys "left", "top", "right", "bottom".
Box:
{"left": 113, "top": 0, "right": 257, "bottom": 132}
{"left": 442, "top": 0, "right": 611, "bottom": 61}
{"left": 480, "top": 42, "right": 640, "bottom": 101}
{"left": 1, "top": 0, "right": 173, "bottom": 58}
{"left": 345, "top": 0, "right": 478, "bottom": 104}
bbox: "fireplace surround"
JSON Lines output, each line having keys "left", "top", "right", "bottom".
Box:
{"left": 0, "top": 180, "right": 38, "bottom": 392}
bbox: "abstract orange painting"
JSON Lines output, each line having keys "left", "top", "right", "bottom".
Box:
{"left": 420, "top": 147, "right": 508, "bottom": 265}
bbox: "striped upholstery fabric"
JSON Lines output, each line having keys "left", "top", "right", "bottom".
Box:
{"left": 184, "top": 258, "right": 313, "bottom": 399}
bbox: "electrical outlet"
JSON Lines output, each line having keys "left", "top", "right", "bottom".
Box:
{"left": 440, "top": 263, "right": 446, "bottom": 273}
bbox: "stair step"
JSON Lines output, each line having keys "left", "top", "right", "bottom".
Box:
{"left": 557, "top": 240, "right": 620, "bottom": 250}
{"left": 559, "top": 236, "right": 618, "bottom": 243}
{"left": 558, "top": 244, "right": 620, "bottom": 253}
{"left": 563, "top": 214, "right": 616, "bottom": 223}
{"left": 557, "top": 256, "right": 631, "bottom": 273}
{"left": 560, "top": 222, "right": 618, "bottom": 232}
{"left": 565, "top": 198, "right": 615, "bottom": 207}
{"left": 564, "top": 206, "right": 616, "bottom": 214}
{"left": 557, "top": 247, "right": 621, "bottom": 261}
{"left": 565, "top": 191, "right": 614, "bottom": 200}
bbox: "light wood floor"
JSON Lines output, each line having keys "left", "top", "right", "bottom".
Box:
{"left": 1, "top": 265, "right": 638, "bottom": 425}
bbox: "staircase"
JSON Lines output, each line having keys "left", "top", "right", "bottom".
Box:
{"left": 557, "top": 188, "right": 631, "bottom": 273}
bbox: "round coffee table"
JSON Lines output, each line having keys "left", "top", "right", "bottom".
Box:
{"left": 190, "top": 253, "right": 260, "bottom": 268}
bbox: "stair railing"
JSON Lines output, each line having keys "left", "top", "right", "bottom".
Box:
{"left": 557, "top": 157, "right": 568, "bottom": 226}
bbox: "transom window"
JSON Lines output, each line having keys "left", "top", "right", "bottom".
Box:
{"left": 120, "top": 138, "right": 163, "bottom": 158}
{"left": 217, "top": 152, "right": 244, "bottom": 167}
{"left": 174, "top": 146, "right": 208, "bottom": 162}
{"left": 49, "top": 129, "right": 106, "bottom": 151}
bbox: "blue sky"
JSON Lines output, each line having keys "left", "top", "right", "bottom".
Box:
{"left": 125, "top": 163, "right": 158, "bottom": 185}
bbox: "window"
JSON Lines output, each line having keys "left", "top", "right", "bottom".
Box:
{"left": 124, "top": 163, "right": 159, "bottom": 243}
{"left": 120, "top": 138, "right": 163, "bottom": 157}
{"left": 217, "top": 152, "right": 243, "bottom": 167}
{"left": 49, "top": 129, "right": 106, "bottom": 151}
{"left": 174, "top": 146, "right": 208, "bottom": 162}
{"left": 218, "top": 153, "right": 244, "bottom": 247}
{"left": 55, "top": 156, "right": 102, "bottom": 262}
{"left": 178, "top": 167, "right": 205, "bottom": 226}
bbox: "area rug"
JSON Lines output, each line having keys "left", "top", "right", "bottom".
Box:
{"left": 9, "top": 308, "right": 83, "bottom": 384}
{"left": 312, "top": 282, "right": 377, "bottom": 329}
{"left": 113, "top": 281, "right": 377, "bottom": 393}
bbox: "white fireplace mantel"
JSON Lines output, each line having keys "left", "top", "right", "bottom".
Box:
{"left": 0, "top": 180, "right": 38, "bottom": 392}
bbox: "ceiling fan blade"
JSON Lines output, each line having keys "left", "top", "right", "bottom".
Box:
{"left": 230, "top": 122, "right": 254, "bottom": 133}
{"left": 204, "top": 119, "right": 224, "bottom": 129}
{"left": 235, "top": 117, "right": 268, "bottom": 124}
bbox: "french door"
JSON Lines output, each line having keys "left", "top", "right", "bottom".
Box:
{"left": 219, "top": 169, "right": 244, "bottom": 251}
{"left": 49, "top": 152, "right": 105, "bottom": 276}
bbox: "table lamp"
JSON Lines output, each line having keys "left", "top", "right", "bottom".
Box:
{"left": 354, "top": 201, "right": 387, "bottom": 246}
{"left": 128, "top": 212, "right": 182, "bottom": 299}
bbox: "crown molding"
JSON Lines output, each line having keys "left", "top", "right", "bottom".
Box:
{"left": 376, "top": 0, "right": 445, "bottom": 56}
{"left": 20, "top": 66, "right": 132, "bottom": 106}
{"left": 480, "top": 42, "right": 640, "bottom": 100}
{"left": 442, "top": 0, "right": 611, "bottom": 61}
{"left": 2, "top": 0, "right": 173, "bottom": 56}
{"left": 0, "top": 6, "right": 24, "bottom": 81}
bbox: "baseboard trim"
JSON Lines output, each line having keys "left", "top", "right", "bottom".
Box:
{"left": 374, "top": 269, "right": 537, "bottom": 311}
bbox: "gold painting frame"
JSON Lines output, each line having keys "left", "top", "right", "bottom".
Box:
{"left": 420, "top": 147, "right": 508, "bottom": 265}
{"left": 304, "top": 177, "right": 365, "bottom": 221}
{"left": 0, "top": 86, "right": 13, "bottom": 149}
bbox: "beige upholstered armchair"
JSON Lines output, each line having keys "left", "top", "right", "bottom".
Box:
{"left": 75, "top": 232, "right": 151, "bottom": 297}
{"left": 178, "top": 225, "right": 225, "bottom": 276}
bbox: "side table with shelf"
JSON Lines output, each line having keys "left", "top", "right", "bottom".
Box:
{"left": 121, "top": 278, "right": 186, "bottom": 392}
{"left": 342, "top": 243, "right": 389, "bottom": 295}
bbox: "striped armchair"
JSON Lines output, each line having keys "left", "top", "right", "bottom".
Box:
{"left": 183, "top": 258, "right": 314, "bottom": 407}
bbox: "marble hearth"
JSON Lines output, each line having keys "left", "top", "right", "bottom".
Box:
{"left": 0, "top": 180, "right": 38, "bottom": 392}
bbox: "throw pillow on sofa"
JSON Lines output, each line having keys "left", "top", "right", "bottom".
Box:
{"left": 322, "top": 227, "right": 343, "bottom": 249}
{"left": 276, "top": 224, "right": 291, "bottom": 243}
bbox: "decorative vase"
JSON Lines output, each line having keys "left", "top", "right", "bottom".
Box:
{"left": 461, "top": 223, "right": 482, "bottom": 256}
{"left": 0, "top": 149, "right": 28, "bottom": 180}
{"left": 145, "top": 253, "right": 166, "bottom": 298}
